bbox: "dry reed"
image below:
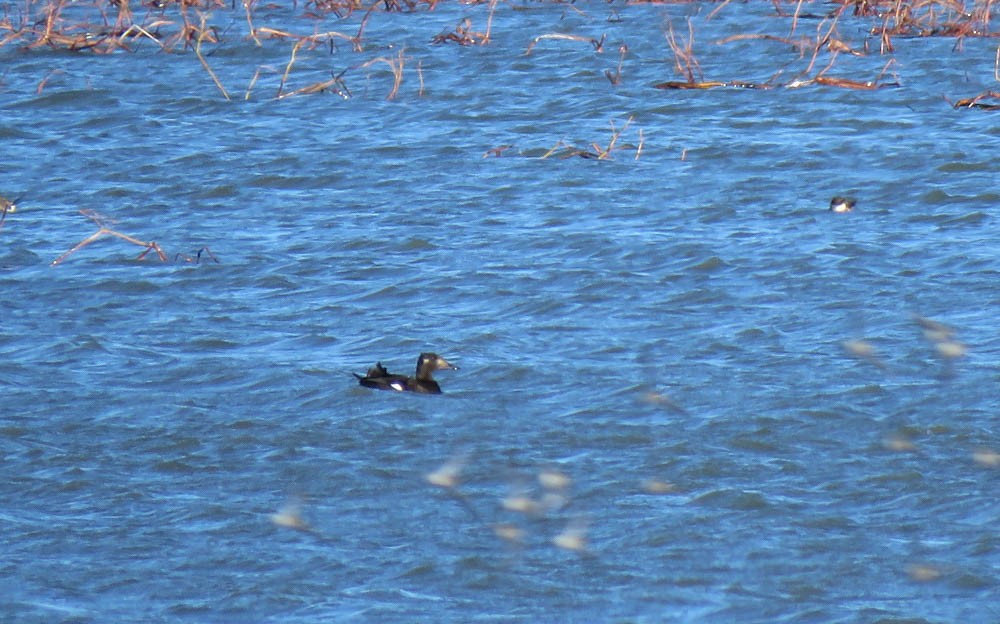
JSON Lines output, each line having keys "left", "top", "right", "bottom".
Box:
{"left": 194, "top": 12, "right": 230, "bottom": 100}
{"left": 541, "top": 116, "right": 641, "bottom": 161}
{"left": 0, "top": 0, "right": 997, "bottom": 106}
{"left": 357, "top": 48, "right": 405, "bottom": 100}
{"left": 51, "top": 209, "right": 219, "bottom": 267}
{"left": 525, "top": 33, "right": 605, "bottom": 55}
{"left": 52, "top": 210, "right": 168, "bottom": 266}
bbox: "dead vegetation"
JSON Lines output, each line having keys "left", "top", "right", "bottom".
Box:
{"left": 656, "top": 6, "right": 905, "bottom": 91}
{"left": 51, "top": 210, "right": 218, "bottom": 267}
{"left": 0, "top": 0, "right": 996, "bottom": 103}
{"left": 541, "top": 116, "right": 643, "bottom": 160}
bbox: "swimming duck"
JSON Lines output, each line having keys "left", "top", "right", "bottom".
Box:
{"left": 829, "top": 196, "right": 856, "bottom": 213}
{"left": 354, "top": 352, "right": 457, "bottom": 394}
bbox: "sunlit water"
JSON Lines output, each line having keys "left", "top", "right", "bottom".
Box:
{"left": 2, "top": 1, "right": 999, "bottom": 622}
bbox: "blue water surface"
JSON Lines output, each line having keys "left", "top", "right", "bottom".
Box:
{"left": 2, "top": 1, "right": 999, "bottom": 622}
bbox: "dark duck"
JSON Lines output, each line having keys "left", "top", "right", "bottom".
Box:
{"left": 354, "top": 353, "right": 457, "bottom": 394}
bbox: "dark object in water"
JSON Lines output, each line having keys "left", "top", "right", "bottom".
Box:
{"left": 829, "top": 196, "right": 856, "bottom": 213}
{"left": 354, "top": 353, "right": 457, "bottom": 394}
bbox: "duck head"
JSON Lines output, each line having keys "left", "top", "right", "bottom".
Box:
{"left": 415, "top": 353, "right": 457, "bottom": 379}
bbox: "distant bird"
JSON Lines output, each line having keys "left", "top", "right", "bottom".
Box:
{"left": 913, "top": 315, "right": 956, "bottom": 343}
{"left": 354, "top": 352, "right": 457, "bottom": 394}
{"left": 829, "top": 196, "right": 856, "bottom": 213}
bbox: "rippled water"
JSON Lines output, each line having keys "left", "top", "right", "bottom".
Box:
{"left": 2, "top": 1, "right": 999, "bottom": 622}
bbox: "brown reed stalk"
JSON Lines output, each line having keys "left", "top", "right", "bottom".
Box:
{"left": 36, "top": 69, "right": 65, "bottom": 95}
{"left": 277, "top": 68, "right": 350, "bottom": 100}
{"left": 707, "top": 0, "right": 736, "bottom": 21}
{"left": 245, "top": 66, "right": 267, "bottom": 100}
{"left": 790, "top": 12, "right": 844, "bottom": 85}
{"left": 276, "top": 38, "right": 308, "bottom": 98}
{"left": 788, "top": 0, "right": 806, "bottom": 36}
{"left": 51, "top": 210, "right": 168, "bottom": 266}
{"left": 540, "top": 140, "right": 577, "bottom": 159}
{"left": 431, "top": 18, "right": 487, "bottom": 45}
{"left": 29, "top": 0, "right": 65, "bottom": 49}
{"left": 664, "top": 18, "right": 700, "bottom": 83}
{"left": 541, "top": 116, "right": 639, "bottom": 160}
{"left": 113, "top": 0, "right": 134, "bottom": 36}
{"left": 605, "top": 43, "right": 628, "bottom": 86}
{"left": 351, "top": 1, "right": 378, "bottom": 51}
{"left": 716, "top": 32, "right": 811, "bottom": 55}
{"left": 874, "top": 56, "right": 900, "bottom": 84}
{"left": 118, "top": 23, "right": 167, "bottom": 50}
{"left": 484, "top": 0, "right": 499, "bottom": 43}
{"left": 195, "top": 12, "right": 230, "bottom": 100}
{"left": 0, "top": 27, "right": 24, "bottom": 50}
{"left": 358, "top": 48, "right": 404, "bottom": 99}
{"left": 256, "top": 27, "right": 360, "bottom": 51}
{"left": 877, "top": 11, "right": 895, "bottom": 54}
{"left": 244, "top": 0, "right": 261, "bottom": 46}
{"left": 593, "top": 115, "right": 634, "bottom": 160}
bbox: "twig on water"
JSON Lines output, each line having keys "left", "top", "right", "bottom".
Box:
{"left": 51, "top": 210, "right": 168, "bottom": 266}
{"left": 256, "top": 27, "right": 360, "bottom": 52}
{"left": 541, "top": 116, "right": 640, "bottom": 160}
{"left": 276, "top": 38, "right": 308, "bottom": 98}
{"left": 431, "top": 18, "right": 488, "bottom": 46}
{"left": 278, "top": 68, "right": 350, "bottom": 100}
{"left": 949, "top": 90, "right": 1000, "bottom": 109}
{"left": 525, "top": 32, "right": 605, "bottom": 55}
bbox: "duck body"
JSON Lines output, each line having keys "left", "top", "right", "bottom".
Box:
{"left": 829, "top": 196, "right": 856, "bottom": 213}
{"left": 354, "top": 353, "right": 457, "bottom": 394}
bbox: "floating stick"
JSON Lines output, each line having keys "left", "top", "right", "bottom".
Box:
{"left": 951, "top": 90, "right": 1000, "bottom": 109}
{"left": 51, "top": 210, "right": 168, "bottom": 266}
{"left": 525, "top": 32, "right": 605, "bottom": 55}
